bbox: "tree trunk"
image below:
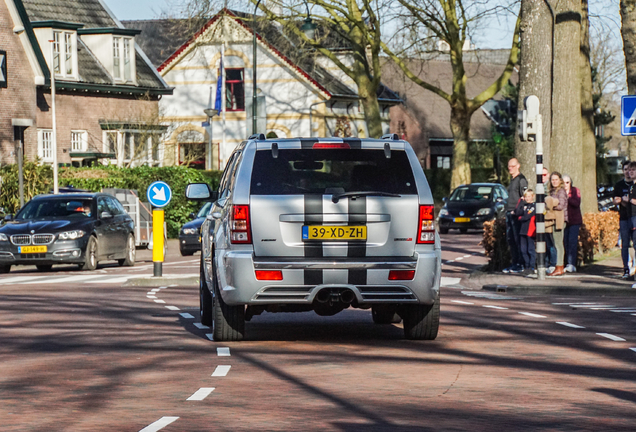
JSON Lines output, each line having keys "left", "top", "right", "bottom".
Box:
{"left": 516, "top": 0, "right": 553, "bottom": 188}
{"left": 620, "top": 1, "right": 636, "bottom": 160}
{"left": 580, "top": 0, "right": 597, "bottom": 214}
{"left": 450, "top": 106, "right": 471, "bottom": 189}
{"left": 550, "top": 0, "right": 582, "bottom": 182}
{"left": 357, "top": 84, "right": 383, "bottom": 138}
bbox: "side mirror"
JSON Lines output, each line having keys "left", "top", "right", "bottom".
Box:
{"left": 100, "top": 211, "right": 113, "bottom": 219}
{"left": 189, "top": 212, "right": 196, "bottom": 220}
{"left": 186, "top": 183, "right": 212, "bottom": 200}
{"left": 442, "top": 197, "right": 448, "bottom": 203}
{"left": 4, "top": 214, "right": 13, "bottom": 221}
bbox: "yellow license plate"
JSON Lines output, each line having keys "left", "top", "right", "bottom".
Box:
{"left": 19, "top": 246, "right": 47, "bottom": 253}
{"left": 454, "top": 217, "right": 470, "bottom": 223}
{"left": 198, "top": 236, "right": 201, "bottom": 243}
{"left": 302, "top": 225, "right": 367, "bottom": 241}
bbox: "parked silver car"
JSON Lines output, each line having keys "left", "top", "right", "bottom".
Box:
{"left": 186, "top": 134, "right": 441, "bottom": 341}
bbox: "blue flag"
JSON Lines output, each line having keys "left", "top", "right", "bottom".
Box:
{"left": 214, "top": 58, "right": 223, "bottom": 112}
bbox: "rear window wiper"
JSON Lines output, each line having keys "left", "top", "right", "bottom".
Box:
{"left": 331, "top": 191, "right": 401, "bottom": 203}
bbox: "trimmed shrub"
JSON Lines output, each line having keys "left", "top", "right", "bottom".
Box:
{"left": 0, "top": 164, "right": 222, "bottom": 238}
{"left": 481, "top": 217, "right": 510, "bottom": 271}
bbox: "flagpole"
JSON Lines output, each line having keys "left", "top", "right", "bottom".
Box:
{"left": 221, "top": 38, "right": 226, "bottom": 169}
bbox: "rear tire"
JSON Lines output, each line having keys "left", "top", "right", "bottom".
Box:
{"left": 401, "top": 294, "right": 440, "bottom": 340}
{"left": 371, "top": 305, "right": 399, "bottom": 324}
{"left": 36, "top": 265, "right": 53, "bottom": 272}
{"left": 79, "top": 236, "right": 98, "bottom": 271}
{"left": 199, "top": 257, "right": 212, "bottom": 327}
{"left": 211, "top": 256, "right": 245, "bottom": 341}
{"left": 118, "top": 234, "right": 136, "bottom": 266}
{"left": 0, "top": 265, "right": 11, "bottom": 273}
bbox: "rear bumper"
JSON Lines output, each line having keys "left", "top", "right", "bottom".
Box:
{"left": 211, "top": 250, "right": 441, "bottom": 306}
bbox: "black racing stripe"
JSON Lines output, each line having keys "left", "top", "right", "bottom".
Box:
{"left": 347, "top": 196, "right": 367, "bottom": 258}
{"left": 348, "top": 269, "right": 366, "bottom": 286}
{"left": 304, "top": 194, "right": 323, "bottom": 258}
{"left": 304, "top": 269, "right": 323, "bottom": 286}
{"left": 300, "top": 138, "right": 320, "bottom": 149}
{"left": 343, "top": 138, "right": 362, "bottom": 149}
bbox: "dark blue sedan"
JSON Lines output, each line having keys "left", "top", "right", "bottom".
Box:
{"left": 437, "top": 183, "right": 508, "bottom": 234}
{"left": 179, "top": 202, "right": 212, "bottom": 256}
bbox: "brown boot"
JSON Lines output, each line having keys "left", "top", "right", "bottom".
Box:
{"left": 548, "top": 265, "right": 565, "bottom": 276}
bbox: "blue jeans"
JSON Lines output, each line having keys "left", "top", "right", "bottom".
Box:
{"left": 546, "top": 232, "right": 557, "bottom": 267}
{"left": 506, "top": 212, "right": 522, "bottom": 268}
{"left": 620, "top": 219, "right": 632, "bottom": 271}
{"left": 564, "top": 224, "right": 580, "bottom": 267}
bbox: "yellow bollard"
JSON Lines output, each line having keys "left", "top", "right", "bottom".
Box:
{"left": 153, "top": 209, "right": 164, "bottom": 276}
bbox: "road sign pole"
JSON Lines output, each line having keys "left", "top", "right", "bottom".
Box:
{"left": 153, "top": 209, "right": 164, "bottom": 277}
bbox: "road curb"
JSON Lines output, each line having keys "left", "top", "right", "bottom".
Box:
{"left": 124, "top": 276, "right": 198, "bottom": 288}
{"left": 483, "top": 284, "right": 636, "bottom": 296}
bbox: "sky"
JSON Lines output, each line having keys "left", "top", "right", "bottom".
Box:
{"left": 103, "top": 0, "right": 623, "bottom": 51}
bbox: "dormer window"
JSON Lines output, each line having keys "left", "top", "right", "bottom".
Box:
{"left": 31, "top": 21, "right": 82, "bottom": 81}
{"left": 78, "top": 27, "right": 141, "bottom": 84}
{"left": 53, "top": 31, "right": 74, "bottom": 76}
{"left": 113, "top": 36, "right": 134, "bottom": 82}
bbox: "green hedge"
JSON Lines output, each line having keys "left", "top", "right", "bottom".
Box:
{"left": 0, "top": 164, "right": 222, "bottom": 238}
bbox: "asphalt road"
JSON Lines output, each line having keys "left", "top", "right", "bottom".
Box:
{"left": 1, "top": 235, "right": 636, "bottom": 431}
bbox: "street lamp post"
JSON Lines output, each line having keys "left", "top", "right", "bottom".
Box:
{"left": 252, "top": 0, "right": 317, "bottom": 135}
{"left": 204, "top": 108, "right": 218, "bottom": 170}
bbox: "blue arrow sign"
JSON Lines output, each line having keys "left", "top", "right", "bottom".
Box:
{"left": 147, "top": 181, "right": 172, "bottom": 208}
{"left": 621, "top": 96, "right": 636, "bottom": 136}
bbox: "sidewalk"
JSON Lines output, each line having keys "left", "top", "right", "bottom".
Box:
{"left": 463, "top": 252, "right": 636, "bottom": 296}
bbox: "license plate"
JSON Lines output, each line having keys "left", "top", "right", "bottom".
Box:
{"left": 18, "top": 246, "right": 47, "bottom": 253}
{"left": 302, "top": 225, "right": 367, "bottom": 241}
{"left": 454, "top": 217, "right": 470, "bottom": 223}
{"left": 198, "top": 236, "right": 201, "bottom": 243}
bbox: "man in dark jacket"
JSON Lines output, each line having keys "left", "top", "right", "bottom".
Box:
{"left": 504, "top": 158, "right": 528, "bottom": 273}
{"left": 614, "top": 160, "right": 633, "bottom": 279}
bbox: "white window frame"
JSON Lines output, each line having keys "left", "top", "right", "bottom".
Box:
{"left": 52, "top": 30, "right": 76, "bottom": 79}
{"left": 38, "top": 129, "right": 53, "bottom": 162}
{"left": 113, "top": 37, "right": 135, "bottom": 83}
{"left": 71, "top": 130, "right": 87, "bottom": 152}
{"left": 103, "top": 130, "right": 162, "bottom": 167}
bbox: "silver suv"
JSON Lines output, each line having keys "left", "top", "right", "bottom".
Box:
{"left": 186, "top": 135, "right": 441, "bottom": 341}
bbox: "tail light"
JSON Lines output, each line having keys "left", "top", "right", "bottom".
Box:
{"left": 313, "top": 143, "right": 350, "bottom": 149}
{"left": 255, "top": 270, "right": 283, "bottom": 281}
{"left": 230, "top": 205, "right": 252, "bottom": 244}
{"left": 389, "top": 270, "right": 415, "bottom": 280}
{"left": 417, "top": 205, "right": 435, "bottom": 244}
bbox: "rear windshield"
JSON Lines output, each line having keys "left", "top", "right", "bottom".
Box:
{"left": 450, "top": 186, "right": 493, "bottom": 202}
{"left": 250, "top": 149, "right": 418, "bottom": 195}
{"left": 15, "top": 198, "right": 94, "bottom": 220}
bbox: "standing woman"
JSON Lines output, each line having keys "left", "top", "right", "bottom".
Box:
{"left": 563, "top": 175, "right": 582, "bottom": 272}
{"left": 546, "top": 172, "right": 568, "bottom": 276}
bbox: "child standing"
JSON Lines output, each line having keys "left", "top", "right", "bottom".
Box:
{"left": 515, "top": 189, "right": 536, "bottom": 274}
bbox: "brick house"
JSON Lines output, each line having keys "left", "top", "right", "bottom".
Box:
{"left": 0, "top": 0, "right": 171, "bottom": 169}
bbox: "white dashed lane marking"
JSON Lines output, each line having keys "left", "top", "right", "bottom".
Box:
{"left": 165, "top": 306, "right": 180, "bottom": 311}
{"left": 139, "top": 416, "right": 179, "bottom": 432}
{"left": 206, "top": 334, "right": 214, "bottom": 340}
{"left": 519, "top": 312, "right": 546, "bottom": 318}
{"left": 483, "top": 305, "right": 508, "bottom": 310}
{"left": 630, "top": 348, "right": 636, "bottom": 353}
{"left": 186, "top": 387, "right": 215, "bottom": 401}
{"left": 212, "top": 365, "right": 231, "bottom": 377}
{"left": 194, "top": 323, "right": 209, "bottom": 329}
{"left": 556, "top": 322, "right": 585, "bottom": 329}
{"left": 154, "top": 299, "right": 166, "bottom": 304}
{"left": 179, "top": 312, "right": 194, "bottom": 318}
{"left": 451, "top": 300, "right": 474, "bottom": 305}
{"left": 597, "top": 333, "right": 626, "bottom": 342}
{"left": 217, "top": 347, "right": 230, "bottom": 356}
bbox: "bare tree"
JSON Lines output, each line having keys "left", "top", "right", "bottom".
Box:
{"left": 381, "top": 1, "right": 521, "bottom": 189}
